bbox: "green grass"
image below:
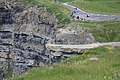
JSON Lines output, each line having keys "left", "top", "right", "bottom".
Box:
{"left": 92, "top": 21, "right": 120, "bottom": 42}
{"left": 9, "top": 1, "right": 120, "bottom": 80}
{"left": 25, "top": 0, "right": 71, "bottom": 24}
{"left": 65, "top": 20, "right": 120, "bottom": 42}
{"left": 59, "top": 0, "right": 120, "bottom": 15}
{"left": 13, "top": 47, "right": 120, "bottom": 80}
{"left": 58, "top": 0, "right": 73, "bottom": 3}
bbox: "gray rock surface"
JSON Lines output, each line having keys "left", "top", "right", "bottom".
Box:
{"left": 0, "top": 0, "right": 96, "bottom": 77}
{"left": 55, "top": 26, "right": 95, "bottom": 44}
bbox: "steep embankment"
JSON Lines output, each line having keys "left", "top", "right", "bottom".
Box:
{"left": 14, "top": 47, "right": 120, "bottom": 80}
{"left": 0, "top": 0, "right": 57, "bottom": 77}
{"left": 27, "top": 0, "right": 71, "bottom": 24}
{"left": 7, "top": 0, "right": 120, "bottom": 80}
{"left": 0, "top": 0, "right": 95, "bottom": 78}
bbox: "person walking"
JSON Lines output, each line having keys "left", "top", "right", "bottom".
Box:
{"left": 87, "top": 15, "right": 89, "bottom": 17}
{"left": 73, "top": 11, "right": 76, "bottom": 13}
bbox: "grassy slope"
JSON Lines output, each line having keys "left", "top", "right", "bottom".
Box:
{"left": 14, "top": 20, "right": 120, "bottom": 80}
{"left": 53, "top": 0, "right": 120, "bottom": 43}
{"left": 14, "top": 47, "right": 120, "bottom": 80}
{"left": 66, "top": 20, "right": 120, "bottom": 42}
{"left": 92, "top": 21, "right": 120, "bottom": 42}
{"left": 13, "top": 0, "right": 120, "bottom": 80}
{"left": 26, "top": 0, "right": 71, "bottom": 24}
{"left": 59, "top": 0, "right": 120, "bottom": 15}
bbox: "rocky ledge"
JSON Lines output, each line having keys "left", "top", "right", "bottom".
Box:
{"left": 0, "top": 0, "right": 95, "bottom": 78}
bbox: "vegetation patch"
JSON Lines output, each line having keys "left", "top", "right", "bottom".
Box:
{"left": 13, "top": 47, "right": 120, "bottom": 80}
{"left": 26, "top": 0, "right": 71, "bottom": 24}
{"left": 65, "top": 20, "right": 120, "bottom": 42}
{"left": 59, "top": 0, "right": 120, "bottom": 15}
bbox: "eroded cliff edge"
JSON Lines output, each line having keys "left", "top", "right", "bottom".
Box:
{"left": 0, "top": 0, "right": 95, "bottom": 77}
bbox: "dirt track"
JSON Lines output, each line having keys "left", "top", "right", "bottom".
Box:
{"left": 47, "top": 42, "right": 120, "bottom": 51}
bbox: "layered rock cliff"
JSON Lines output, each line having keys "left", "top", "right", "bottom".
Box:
{"left": 0, "top": 0, "right": 95, "bottom": 77}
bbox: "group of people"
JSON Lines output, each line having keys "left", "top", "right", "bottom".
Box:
{"left": 70, "top": 7, "right": 90, "bottom": 20}
{"left": 70, "top": 7, "right": 78, "bottom": 18}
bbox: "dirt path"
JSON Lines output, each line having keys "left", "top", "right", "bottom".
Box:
{"left": 46, "top": 42, "right": 120, "bottom": 51}
{"left": 62, "top": 3, "right": 120, "bottom": 21}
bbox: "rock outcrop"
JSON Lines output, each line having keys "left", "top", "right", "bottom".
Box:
{"left": 0, "top": 0, "right": 95, "bottom": 77}
{"left": 55, "top": 26, "right": 95, "bottom": 44}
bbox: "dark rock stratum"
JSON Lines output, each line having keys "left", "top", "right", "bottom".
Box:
{"left": 0, "top": 0, "right": 95, "bottom": 77}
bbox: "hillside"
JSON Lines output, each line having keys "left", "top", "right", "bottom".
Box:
{"left": 0, "top": 0, "right": 120, "bottom": 80}
{"left": 59, "top": 0, "right": 120, "bottom": 15}
{"left": 27, "top": 0, "right": 71, "bottom": 24}
{"left": 66, "top": 20, "right": 120, "bottom": 42}
{"left": 14, "top": 47, "right": 120, "bottom": 80}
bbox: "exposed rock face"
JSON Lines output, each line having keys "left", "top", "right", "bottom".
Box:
{"left": 0, "top": 0, "right": 95, "bottom": 77}
{"left": 15, "top": 5, "right": 56, "bottom": 36}
{"left": 0, "top": 0, "right": 57, "bottom": 76}
{"left": 0, "top": 7, "right": 13, "bottom": 24}
{"left": 55, "top": 26, "right": 95, "bottom": 44}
